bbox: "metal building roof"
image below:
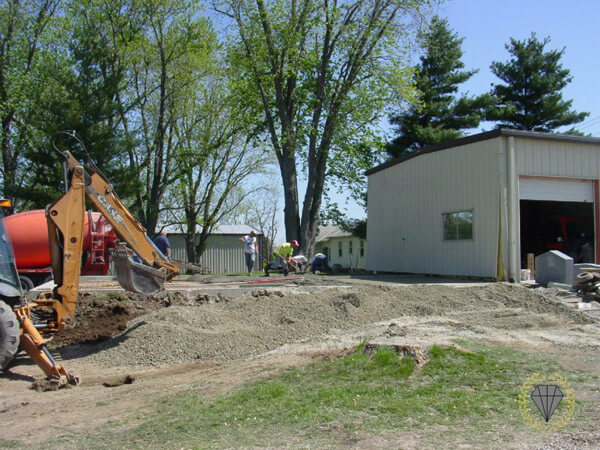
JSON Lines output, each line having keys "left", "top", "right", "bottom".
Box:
{"left": 160, "top": 224, "right": 262, "bottom": 236}
{"left": 367, "top": 128, "right": 600, "bottom": 176}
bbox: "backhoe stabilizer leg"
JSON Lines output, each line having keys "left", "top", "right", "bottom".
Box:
{"left": 16, "top": 310, "right": 80, "bottom": 387}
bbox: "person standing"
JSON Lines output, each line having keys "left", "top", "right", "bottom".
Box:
{"left": 153, "top": 230, "right": 171, "bottom": 260}
{"left": 239, "top": 230, "right": 259, "bottom": 275}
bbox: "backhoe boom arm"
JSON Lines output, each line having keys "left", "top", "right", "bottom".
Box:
{"left": 9, "top": 148, "right": 178, "bottom": 387}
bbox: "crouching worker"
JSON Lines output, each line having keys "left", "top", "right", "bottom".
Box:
{"left": 266, "top": 240, "right": 299, "bottom": 276}
{"left": 310, "top": 253, "right": 332, "bottom": 274}
{"left": 291, "top": 254, "right": 308, "bottom": 273}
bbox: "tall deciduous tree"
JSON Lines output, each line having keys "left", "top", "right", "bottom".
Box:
{"left": 123, "top": 0, "right": 216, "bottom": 236}
{"left": 0, "top": 0, "right": 60, "bottom": 210}
{"left": 216, "top": 0, "right": 425, "bottom": 255}
{"left": 489, "top": 33, "right": 588, "bottom": 132}
{"left": 387, "top": 16, "right": 490, "bottom": 157}
{"left": 169, "top": 74, "right": 270, "bottom": 263}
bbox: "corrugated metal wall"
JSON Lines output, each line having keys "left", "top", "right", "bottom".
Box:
{"left": 367, "top": 138, "right": 503, "bottom": 278}
{"left": 368, "top": 134, "right": 600, "bottom": 278}
{"left": 168, "top": 234, "right": 264, "bottom": 273}
{"left": 516, "top": 137, "right": 600, "bottom": 179}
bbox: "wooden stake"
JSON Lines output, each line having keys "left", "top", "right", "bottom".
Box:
{"left": 527, "top": 253, "right": 535, "bottom": 279}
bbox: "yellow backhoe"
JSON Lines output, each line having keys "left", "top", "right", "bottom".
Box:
{"left": 0, "top": 137, "right": 178, "bottom": 387}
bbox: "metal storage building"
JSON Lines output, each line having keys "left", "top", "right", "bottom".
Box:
{"left": 366, "top": 129, "right": 600, "bottom": 281}
{"left": 162, "top": 224, "right": 263, "bottom": 274}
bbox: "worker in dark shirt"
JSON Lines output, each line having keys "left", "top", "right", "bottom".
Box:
{"left": 154, "top": 230, "right": 171, "bottom": 260}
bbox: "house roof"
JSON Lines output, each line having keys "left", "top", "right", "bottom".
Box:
{"left": 366, "top": 128, "right": 600, "bottom": 176}
{"left": 315, "top": 225, "right": 353, "bottom": 243}
{"left": 161, "top": 224, "right": 262, "bottom": 236}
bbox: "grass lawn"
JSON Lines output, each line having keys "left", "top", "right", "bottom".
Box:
{"left": 39, "top": 341, "right": 596, "bottom": 449}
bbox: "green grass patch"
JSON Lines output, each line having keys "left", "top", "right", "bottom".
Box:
{"left": 46, "top": 342, "right": 592, "bottom": 449}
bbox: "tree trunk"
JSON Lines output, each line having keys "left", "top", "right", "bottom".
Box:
{"left": 145, "top": 204, "right": 160, "bottom": 240}
{"left": 185, "top": 236, "right": 196, "bottom": 263}
{"left": 194, "top": 228, "right": 210, "bottom": 264}
{"left": 1, "top": 115, "right": 17, "bottom": 212}
{"left": 182, "top": 205, "right": 198, "bottom": 263}
{"left": 278, "top": 150, "right": 300, "bottom": 245}
{"left": 299, "top": 161, "right": 326, "bottom": 257}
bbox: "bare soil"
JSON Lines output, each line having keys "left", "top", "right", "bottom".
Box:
{"left": 1, "top": 276, "right": 600, "bottom": 448}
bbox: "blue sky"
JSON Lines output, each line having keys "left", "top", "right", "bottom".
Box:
{"left": 279, "top": 0, "right": 600, "bottom": 241}
{"left": 438, "top": 0, "right": 600, "bottom": 135}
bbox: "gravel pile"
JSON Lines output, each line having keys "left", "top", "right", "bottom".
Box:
{"left": 77, "top": 283, "right": 591, "bottom": 368}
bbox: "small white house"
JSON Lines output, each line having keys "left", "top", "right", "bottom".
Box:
{"left": 314, "top": 225, "right": 367, "bottom": 270}
{"left": 366, "top": 129, "right": 600, "bottom": 281}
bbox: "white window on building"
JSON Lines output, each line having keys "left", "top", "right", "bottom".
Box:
{"left": 338, "top": 241, "right": 342, "bottom": 257}
{"left": 443, "top": 210, "right": 474, "bottom": 240}
{"left": 360, "top": 240, "right": 365, "bottom": 257}
{"left": 349, "top": 240, "right": 353, "bottom": 255}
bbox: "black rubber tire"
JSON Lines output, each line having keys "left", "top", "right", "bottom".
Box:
{"left": 577, "top": 272, "right": 593, "bottom": 283}
{"left": 0, "top": 300, "right": 20, "bottom": 370}
{"left": 19, "top": 276, "right": 34, "bottom": 292}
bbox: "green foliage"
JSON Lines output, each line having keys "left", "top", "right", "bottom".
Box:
{"left": 0, "top": 439, "right": 22, "bottom": 449}
{"left": 170, "top": 67, "right": 272, "bottom": 262}
{"left": 22, "top": 0, "right": 140, "bottom": 208}
{"left": 219, "top": 0, "right": 426, "bottom": 248}
{"left": 0, "top": 0, "right": 62, "bottom": 209}
{"left": 320, "top": 205, "right": 367, "bottom": 239}
{"left": 387, "top": 16, "right": 491, "bottom": 158}
{"left": 489, "top": 33, "right": 589, "bottom": 132}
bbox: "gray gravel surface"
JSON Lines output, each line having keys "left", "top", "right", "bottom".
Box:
{"left": 73, "top": 283, "right": 592, "bottom": 368}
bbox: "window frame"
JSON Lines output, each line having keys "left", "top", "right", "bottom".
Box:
{"left": 442, "top": 209, "right": 474, "bottom": 241}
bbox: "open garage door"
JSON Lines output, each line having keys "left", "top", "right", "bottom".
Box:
{"left": 519, "top": 177, "right": 593, "bottom": 202}
{"left": 519, "top": 177, "right": 594, "bottom": 264}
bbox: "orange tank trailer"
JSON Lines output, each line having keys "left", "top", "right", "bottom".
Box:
{"left": 4, "top": 209, "right": 119, "bottom": 287}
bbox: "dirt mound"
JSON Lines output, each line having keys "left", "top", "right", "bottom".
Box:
{"left": 48, "top": 291, "right": 212, "bottom": 348}
{"left": 65, "top": 283, "right": 591, "bottom": 368}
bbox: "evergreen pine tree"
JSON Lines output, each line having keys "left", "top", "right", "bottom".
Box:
{"left": 489, "top": 33, "right": 588, "bottom": 132}
{"left": 387, "top": 16, "right": 489, "bottom": 158}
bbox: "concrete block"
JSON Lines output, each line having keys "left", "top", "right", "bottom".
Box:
{"left": 574, "top": 263, "right": 600, "bottom": 273}
{"left": 547, "top": 282, "right": 574, "bottom": 291}
{"left": 535, "top": 250, "right": 574, "bottom": 286}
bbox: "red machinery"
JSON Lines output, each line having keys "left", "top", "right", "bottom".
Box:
{"left": 3, "top": 209, "right": 119, "bottom": 288}
{"left": 544, "top": 216, "right": 592, "bottom": 251}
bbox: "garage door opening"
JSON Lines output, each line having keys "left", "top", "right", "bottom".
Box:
{"left": 520, "top": 200, "right": 594, "bottom": 264}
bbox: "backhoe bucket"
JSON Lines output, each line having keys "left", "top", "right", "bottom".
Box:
{"left": 112, "top": 249, "right": 166, "bottom": 295}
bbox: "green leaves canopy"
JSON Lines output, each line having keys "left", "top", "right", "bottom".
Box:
{"left": 218, "top": 0, "right": 427, "bottom": 252}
